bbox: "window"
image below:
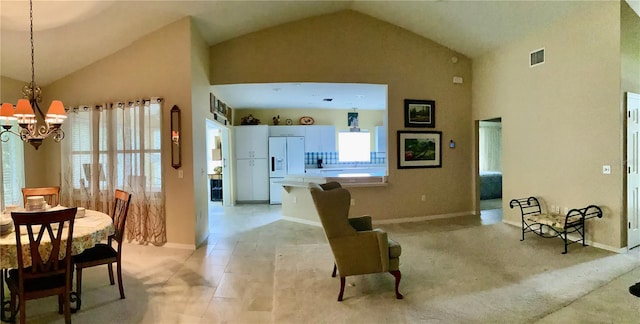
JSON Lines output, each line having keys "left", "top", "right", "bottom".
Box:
{"left": 63, "top": 102, "right": 162, "bottom": 193}
{"left": 338, "top": 131, "right": 371, "bottom": 162}
{"left": 1, "top": 128, "right": 25, "bottom": 209}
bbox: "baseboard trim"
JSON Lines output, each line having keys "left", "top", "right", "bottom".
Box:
{"left": 162, "top": 242, "right": 197, "bottom": 250}
{"left": 373, "top": 211, "right": 475, "bottom": 225}
{"left": 281, "top": 216, "right": 322, "bottom": 227}
{"left": 502, "top": 220, "right": 625, "bottom": 253}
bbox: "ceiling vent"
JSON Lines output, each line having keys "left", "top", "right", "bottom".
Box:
{"left": 530, "top": 48, "right": 545, "bottom": 67}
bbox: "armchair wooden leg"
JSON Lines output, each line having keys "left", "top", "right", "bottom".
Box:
{"left": 390, "top": 270, "right": 403, "bottom": 299}
{"left": 338, "top": 277, "right": 346, "bottom": 301}
{"left": 332, "top": 263, "right": 337, "bottom": 278}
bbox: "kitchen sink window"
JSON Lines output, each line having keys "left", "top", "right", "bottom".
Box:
{"left": 338, "top": 131, "right": 371, "bottom": 162}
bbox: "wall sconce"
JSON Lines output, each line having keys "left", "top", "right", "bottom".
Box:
{"left": 170, "top": 105, "right": 181, "bottom": 169}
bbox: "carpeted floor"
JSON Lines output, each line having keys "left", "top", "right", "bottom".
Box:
{"left": 273, "top": 223, "right": 640, "bottom": 323}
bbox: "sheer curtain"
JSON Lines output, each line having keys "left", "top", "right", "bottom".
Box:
{"left": 61, "top": 98, "right": 166, "bottom": 245}
{"left": 1, "top": 126, "right": 25, "bottom": 210}
{"left": 479, "top": 121, "right": 502, "bottom": 172}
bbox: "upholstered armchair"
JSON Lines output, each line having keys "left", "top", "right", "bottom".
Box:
{"left": 310, "top": 184, "right": 403, "bottom": 301}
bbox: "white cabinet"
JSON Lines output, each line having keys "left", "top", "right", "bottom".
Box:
{"left": 235, "top": 125, "right": 269, "bottom": 202}
{"left": 235, "top": 125, "right": 268, "bottom": 159}
{"left": 235, "top": 158, "right": 269, "bottom": 201}
{"left": 305, "top": 125, "right": 336, "bottom": 152}
{"left": 375, "top": 125, "right": 387, "bottom": 153}
{"left": 269, "top": 126, "right": 305, "bottom": 137}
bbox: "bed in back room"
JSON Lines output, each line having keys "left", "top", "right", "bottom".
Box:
{"left": 480, "top": 171, "right": 502, "bottom": 200}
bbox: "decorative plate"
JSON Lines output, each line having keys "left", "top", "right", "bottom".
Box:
{"left": 299, "top": 116, "right": 315, "bottom": 125}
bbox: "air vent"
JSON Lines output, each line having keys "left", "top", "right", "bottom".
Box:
{"left": 322, "top": 98, "right": 333, "bottom": 102}
{"left": 530, "top": 48, "right": 545, "bottom": 67}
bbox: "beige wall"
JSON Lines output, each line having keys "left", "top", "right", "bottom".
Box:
{"left": 190, "top": 19, "right": 211, "bottom": 247}
{"left": 473, "top": 2, "right": 624, "bottom": 248}
{"left": 42, "top": 18, "right": 197, "bottom": 247}
{"left": 0, "top": 76, "right": 24, "bottom": 103}
{"left": 211, "top": 10, "right": 473, "bottom": 220}
{"left": 232, "top": 108, "right": 385, "bottom": 150}
{"left": 622, "top": 1, "right": 640, "bottom": 94}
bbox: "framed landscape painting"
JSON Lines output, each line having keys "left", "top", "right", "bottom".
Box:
{"left": 404, "top": 99, "right": 435, "bottom": 128}
{"left": 397, "top": 131, "right": 442, "bottom": 169}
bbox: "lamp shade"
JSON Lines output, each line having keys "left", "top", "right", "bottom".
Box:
{"left": 45, "top": 100, "right": 66, "bottom": 122}
{"left": 0, "top": 103, "right": 16, "bottom": 120}
{"left": 14, "top": 99, "right": 35, "bottom": 118}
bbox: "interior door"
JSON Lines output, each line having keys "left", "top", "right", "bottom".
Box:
{"left": 627, "top": 92, "right": 640, "bottom": 249}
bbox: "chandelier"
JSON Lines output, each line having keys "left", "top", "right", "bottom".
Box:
{"left": 0, "top": 0, "right": 66, "bottom": 150}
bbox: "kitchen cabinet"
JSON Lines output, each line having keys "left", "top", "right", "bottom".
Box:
{"left": 235, "top": 125, "right": 268, "bottom": 159}
{"left": 304, "top": 125, "right": 336, "bottom": 152}
{"left": 235, "top": 158, "right": 269, "bottom": 202}
{"left": 235, "top": 125, "right": 269, "bottom": 202}
{"left": 269, "top": 126, "right": 305, "bottom": 137}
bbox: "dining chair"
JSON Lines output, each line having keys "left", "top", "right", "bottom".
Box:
{"left": 7, "top": 207, "right": 77, "bottom": 324}
{"left": 73, "top": 189, "right": 132, "bottom": 310}
{"left": 22, "top": 186, "right": 60, "bottom": 207}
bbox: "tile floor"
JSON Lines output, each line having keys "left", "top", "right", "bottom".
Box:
{"left": 2, "top": 202, "right": 638, "bottom": 324}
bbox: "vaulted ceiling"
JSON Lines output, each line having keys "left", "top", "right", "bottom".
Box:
{"left": 3, "top": 0, "right": 630, "bottom": 87}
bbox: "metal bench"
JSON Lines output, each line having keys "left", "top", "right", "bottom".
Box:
{"left": 509, "top": 197, "right": 603, "bottom": 254}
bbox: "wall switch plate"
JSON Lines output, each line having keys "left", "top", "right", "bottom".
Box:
{"left": 350, "top": 199, "right": 355, "bottom": 206}
{"left": 178, "top": 170, "right": 183, "bottom": 178}
{"left": 602, "top": 165, "right": 611, "bottom": 174}
{"left": 421, "top": 194, "right": 426, "bottom": 201}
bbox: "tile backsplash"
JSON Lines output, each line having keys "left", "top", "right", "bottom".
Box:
{"left": 305, "top": 152, "right": 386, "bottom": 167}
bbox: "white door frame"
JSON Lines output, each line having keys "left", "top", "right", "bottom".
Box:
{"left": 626, "top": 92, "right": 640, "bottom": 250}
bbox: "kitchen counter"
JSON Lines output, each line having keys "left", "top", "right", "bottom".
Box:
{"left": 277, "top": 171, "right": 387, "bottom": 226}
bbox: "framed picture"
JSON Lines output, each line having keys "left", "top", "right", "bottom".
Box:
{"left": 404, "top": 99, "right": 435, "bottom": 128}
{"left": 218, "top": 101, "right": 227, "bottom": 116}
{"left": 210, "top": 93, "right": 216, "bottom": 114}
{"left": 347, "top": 112, "right": 358, "bottom": 127}
{"left": 397, "top": 131, "right": 442, "bottom": 169}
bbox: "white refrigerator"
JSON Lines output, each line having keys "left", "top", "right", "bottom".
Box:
{"left": 269, "top": 136, "right": 305, "bottom": 204}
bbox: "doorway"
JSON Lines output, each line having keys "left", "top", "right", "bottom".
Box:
{"left": 478, "top": 118, "right": 503, "bottom": 224}
{"left": 206, "top": 120, "right": 231, "bottom": 207}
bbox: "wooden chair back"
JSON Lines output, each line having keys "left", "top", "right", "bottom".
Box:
{"left": 12, "top": 208, "right": 76, "bottom": 280}
{"left": 22, "top": 186, "right": 60, "bottom": 207}
{"left": 111, "top": 189, "right": 132, "bottom": 244}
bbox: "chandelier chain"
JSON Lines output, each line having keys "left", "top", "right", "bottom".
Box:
{"left": 29, "top": 0, "right": 35, "bottom": 88}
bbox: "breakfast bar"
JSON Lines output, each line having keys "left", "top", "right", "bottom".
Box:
{"left": 278, "top": 170, "right": 387, "bottom": 225}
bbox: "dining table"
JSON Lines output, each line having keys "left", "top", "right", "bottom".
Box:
{"left": 0, "top": 206, "right": 114, "bottom": 321}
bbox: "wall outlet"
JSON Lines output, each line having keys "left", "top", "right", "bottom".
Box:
{"left": 421, "top": 194, "right": 426, "bottom": 202}
{"left": 603, "top": 165, "right": 611, "bottom": 174}
{"left": 350, "top": 199, "right": 355, "bottom": 206}
{"left": 178, "top": 170, "right": 183, "bottom": 178}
